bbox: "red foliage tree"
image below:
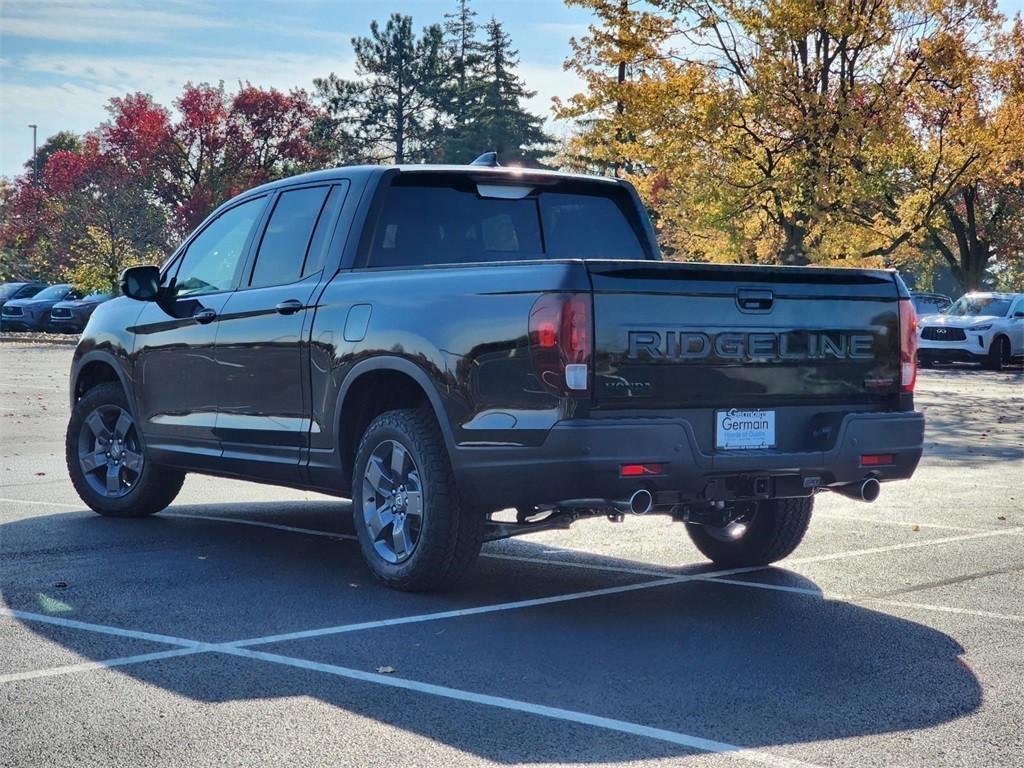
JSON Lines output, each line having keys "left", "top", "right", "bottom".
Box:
{"left": 101, "top": 83, "right": 324, "bottom": 235}
{"left": 2, "top": 82, "right": 327, "bottom": 282}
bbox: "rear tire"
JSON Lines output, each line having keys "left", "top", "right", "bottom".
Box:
{"left": 686, "top": 497, "right": 813, "bottom": 567}
{"left": 352, "top": 408, "right": 483, "bottom": 591}
{"left": 66, "top": 383, "right": 184, "bottom": 517}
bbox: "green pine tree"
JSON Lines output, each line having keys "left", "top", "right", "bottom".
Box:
{"left": 463, "top": 18, "right": 552, "bottom": 166}
{"left": 443, "top": 0, "right": 484, "bottom": 132}
{"left": 315, "top": 14, "right": 451, "bottom": 164}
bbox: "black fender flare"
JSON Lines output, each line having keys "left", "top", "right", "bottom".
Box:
{"left": 334, "top": 354, "right": 457, "bottom": 463}
{"left": 70, "top": 349, "right": 135, "bottom": 414}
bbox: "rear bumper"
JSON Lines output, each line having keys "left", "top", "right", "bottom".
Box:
{"left": 455, "top": 410, "right": 925, "bottom": 510}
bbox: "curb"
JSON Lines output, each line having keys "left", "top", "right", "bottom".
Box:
{"left": 0, "top": 333, "right": 79, "bottom": 347}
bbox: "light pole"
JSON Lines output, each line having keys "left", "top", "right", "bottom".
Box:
{"left": 28, "top": 124, "right": 38, "bottom": 186}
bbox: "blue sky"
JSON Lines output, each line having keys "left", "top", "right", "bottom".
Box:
{"left": 1, "top": 0, "right": 1021, "bottom": 179}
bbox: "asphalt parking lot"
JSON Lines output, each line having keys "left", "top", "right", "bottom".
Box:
{"left": 1, "top": 341, "right": 1022, "bottom": 768}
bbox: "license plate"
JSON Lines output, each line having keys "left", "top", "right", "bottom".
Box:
{"left": 716, "top": 409, "right": 776, "bottom": 450}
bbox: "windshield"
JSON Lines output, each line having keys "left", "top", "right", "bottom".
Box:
{"left": 913, "top": 296, "right": 950, "bottom": 315}
{"left": 0, "top": 284, "right": 18, "bottom": 300}
{"left": 83, "top": 292, "right": 112, "bottom": 301}
{"left": 947, "top": 295, "right": 1011, "bottom": 318}
{"left": 32, "top": 285, "right": 72, "bottom": 301}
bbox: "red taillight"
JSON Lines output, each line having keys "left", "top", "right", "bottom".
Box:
{"left": 529, "top": 293, "right": 593, "bottom": 395}
{"left": 899, "top": 299, "right": 918, "bottom": 392}
{"left": 860, "top": 454, "right": 895, "bottom": 467}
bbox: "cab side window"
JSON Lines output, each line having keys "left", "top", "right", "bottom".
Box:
{"left": 172, "top": 197, "right": 265, "bottom": 298}
{"left": 248, "top": 185, "right": 340, "bottom": 289}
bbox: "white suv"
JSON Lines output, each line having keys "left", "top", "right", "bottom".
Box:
{"left": 917, "top": 292, "right": 1024, "bottom": 370}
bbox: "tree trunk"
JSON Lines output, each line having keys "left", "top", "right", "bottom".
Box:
{"left": 779, "top": 216, "right": 810, "bottom": 266}
{"left": 939, "top": 186, "right": 991, "bottom": 293}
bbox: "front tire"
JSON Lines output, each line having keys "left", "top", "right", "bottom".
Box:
{"left": 352, "top": 408, "right": 483, "bottom": 591}
{"left": 984, "top": 336, "right": 1009, "bottom": 371}
{"left": 686, "top": 497, "right": 813, "bottom": 568}
{"left": 66, "top": 383, "right": 184, "bottom": 517}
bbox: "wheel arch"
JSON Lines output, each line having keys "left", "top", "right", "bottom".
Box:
{"left": 71, "top": 351, "right": 132, "bottom": 409}
{"left": 335, "top": 356, "right": 456, "bottom": 489}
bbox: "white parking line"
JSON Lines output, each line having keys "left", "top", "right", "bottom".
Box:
{"left": 694, "top": 576, "right": 1024, "bottom": 624}
{"left": 0, "top": 608, "right": 209, "bottom": 648}
{"left": 1, "top": 606, "right": 818, "bottom": 766}
{"left": 0, "top": 497, "right": 79, "bottom": 508}
{"left": 0, "top": 647, "right": 202, "bottom": 684}
{"left": 785, "top": 526, "right": 1024, "bottom": 565}
{"left": 809, "top": 511, "right": 992, "bottom": 533}
{"left": 165, "top": 512, "right": 356, "bottom": 541}
{"left": 225, "top": 575, "right": 691, "bottom": 648}
{"left": 859, "top": 598, "right": 1024, "bottom": 624}
{"left": 221, "top": 645, "right": 821, "bottom": 768}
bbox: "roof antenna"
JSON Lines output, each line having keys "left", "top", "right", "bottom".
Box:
{"left": 470, "top": 151, "right": 500, "bottom": 167}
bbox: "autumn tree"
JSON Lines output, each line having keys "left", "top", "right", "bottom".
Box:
{"left": 103, "top": 83, "right": 323, "bottom": 234}
{"left": 45, "top": 142, "right": 167, "bottom": 292}
{"left": 912, "top": 17, "right": 1024, "bottom": 290}
{"left": 553, "top": 0, "right": 672, "bottom": 175}
{"left": 558, "top": 0, "right": 1013, "bottom": 270}
{"left": 316, "top": 14, "right": 451, "bottom": 164}
{"left": 23, "top": 131, "right": 83, "bottom": 178}
{"left": 0, "top": 178, "right": 54, "bottom": 281}
{"left": 1, "top": 82, "right": 324, "bottom": 286}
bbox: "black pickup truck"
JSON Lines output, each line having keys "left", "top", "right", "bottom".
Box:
{"left": 66, "top": 161, "right": 925, "bottom": 590}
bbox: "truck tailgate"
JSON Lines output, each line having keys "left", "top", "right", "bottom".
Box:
{"left": 587, "top": 261, "right": 902, "bottom": 411}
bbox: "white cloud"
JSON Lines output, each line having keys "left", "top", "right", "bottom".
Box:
{"left": 14, "top": 51, "right": 349, "bottom": 92}
{"left": 0, "top": 50, "right": 354, "bottom": 177}
{"left": 0, "top": 0, "right": 230, "bottom": 43}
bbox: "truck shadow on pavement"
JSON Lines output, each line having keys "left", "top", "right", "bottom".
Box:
{"left": 3, "top": 502, "right": 983, "bottom": 763}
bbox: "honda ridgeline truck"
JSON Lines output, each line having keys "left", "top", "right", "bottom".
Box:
{"left": 66, "top": 160, "right": 925, "bottom": 590}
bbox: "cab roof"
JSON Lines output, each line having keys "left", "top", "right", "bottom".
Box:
{"left": 242, "top": 163, "right": 620, "bottom": 198}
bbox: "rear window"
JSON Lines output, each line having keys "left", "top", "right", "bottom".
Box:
{"left": 366, "top": 176, "right": 651, "bottom": 268}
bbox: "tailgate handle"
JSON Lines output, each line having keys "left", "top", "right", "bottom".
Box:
{"left": 737, "top": 289, "right": 774, "bottom": 313}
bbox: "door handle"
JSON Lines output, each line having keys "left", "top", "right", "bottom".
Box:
{"left": 736, "top": 289, "right": 774, "bottom": 312}
{"left": 193, "top": 308, "right": 216, "bottom": 324}
{"left": 275, "top": 299, "right": 304, "bottom": 315}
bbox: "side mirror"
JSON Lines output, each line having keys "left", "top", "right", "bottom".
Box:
{"left": 119, "top": 265, "right": 161, "bottom": 301}
{"left": 1014, "top": 311, "right": 1024, "bottom": 319}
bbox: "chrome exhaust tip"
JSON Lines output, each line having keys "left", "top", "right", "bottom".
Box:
{"left": 860, "top": 477, "right": 881, "bottom": 503}
{"left": 832, "top": 477, "right": 881, "bottom": 503}
{"left": 629, "top": 489, "right": 653, "bottom": 515}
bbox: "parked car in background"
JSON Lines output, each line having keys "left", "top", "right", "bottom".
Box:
{"left": 910, "top": 292, "right": 952, "bottom": 316}
{"left": 918, "top": 292, "right": 1024, "bottom": 370}
{"left": 1, "top": 284, "right": 79, "bottom": 332}
{"left": 48, "top": 292, "right": 115, "bottom": 333}
{"left": 0, "top": 282, "right": 46, "bottom": 329}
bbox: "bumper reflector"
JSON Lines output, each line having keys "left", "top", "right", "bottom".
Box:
{"left": 620, "top": 463, "right": 665, "bottom": 478}
{"left": 860, "top": 454, "right": 894, "bottom": 467}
